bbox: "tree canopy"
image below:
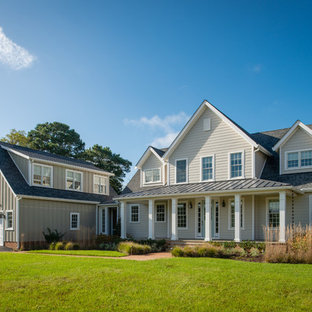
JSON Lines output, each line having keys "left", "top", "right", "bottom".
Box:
{"left": 1, "top": 122, "right": 132, "bottom": 194}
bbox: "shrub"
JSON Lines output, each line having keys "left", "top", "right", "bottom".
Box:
{"left": 96, "top": 235, "right": 121, "bottom": 245}
{"left": 223, "top": 241, "right": 237, "bottom": 249}
{"left": 264, "top": 244, "right": 288, "bottom": 263}
{"left": 249, "top": 247, "right": 260, "bottom": 257}
{"left": 42, "top": 228, "right": 64, "bottom": 244}
{"left": 55, "top": 242, "right": 65, "bottom": 250}
{"left": 99, "top": 242, "right": 117, "bottom": 251}
{"left": 198, "top": 245, "right": 219, "bottom": 257}
{"left": 49, "top": 242, "right": 56, "bottom": 250}
{"left": 64, "top": 242, "right": 80, "bottom": 250}
{"left": 118, "top": 242, "right": 152, "bottom": 255}
{"left": 137, "top": 239, "right": 168, "bottom": 252}
{"left": 171, "top": 246, "right": 184, "bottom": 257}
{"left": 233, "top": 246, "right": 247, "bottom": 257}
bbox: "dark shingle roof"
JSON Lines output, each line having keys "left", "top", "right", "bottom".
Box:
{"left": 117, "top": 178, "right": 291, "bottom": 199}
{"left": 151, "top": 146, "right": 167, "bottom": 158}
{"left": 0, "top": 141, "right": 110, "bottom": 173}
{"left": 0, "top": 147, "right": 116, "bottom": 204}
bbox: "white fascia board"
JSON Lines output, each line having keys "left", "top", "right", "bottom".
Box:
{"left": 273, "top": 121, "right": 312, "bottom": 152}
{"left": 0, "top": 146, "right": 30, "bottom": 160}
{"left": 136, "top": 146, "right": 164, "bottom": 169}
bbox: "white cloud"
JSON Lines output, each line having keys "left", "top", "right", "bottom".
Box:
{"left": 124, "top": 112, "right": 189, "bottom": 148}
{"left": 0, "top": 27, "right": 35, "bottom": 70}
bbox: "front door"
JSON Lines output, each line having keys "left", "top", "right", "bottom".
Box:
{"left": 195, "top": 200, "right": 205, "bottom": 238}
{"left": 0, "top": 217, "right": 4, "bottom": 246}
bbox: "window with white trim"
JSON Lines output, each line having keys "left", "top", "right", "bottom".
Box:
{"left": 33, "top": 164, "right": 52, "bottom": 187}
{"left": 70, "top": 212, "right": 80, "bottom": 230}
{"left": 94, "top": 175, "right": 107, "bottom": 194}
{"left": 66, "top": 170, "right": 82, "bottom": 191}
{"left": 5, "top": 211, "right": 13, "bottom": 230}
{"left": 177, "top": 203, "right": 187, "bottom": 228}
{"left": 229, "top": 200, "right": 244, "bottom": 229}
{"left": 156, "top": 204, "right": 166, "bottom": 222}
{"left": 230, "top": 152, "right": 243, "bottom": 178}
{"left": 176, "top": 159, "right": 187, "bottom": 183}
{"left": 144, "top": 168, "right": 161, "bottom": 183}
{"left": 202, "top": 156, "right": 214, "bottom": 181}
{"left": 268, "top": 199, "right": 279, "bottom": 228}
{"left": 286, "top": 150, "right": 312, "bottom": 169}
{"left": 130, "top": 205, "right": 140, "bottom": 223}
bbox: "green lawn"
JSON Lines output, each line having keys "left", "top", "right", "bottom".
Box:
{"left": 28, "top": 249, "right": 125, "bottom": 257}
{"left": 0, "top": 253, "right": 311, "bottom": 312}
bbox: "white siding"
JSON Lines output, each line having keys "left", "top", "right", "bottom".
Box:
{"left": 169, "top": 107, "right": 253, "bottom": 184}
{"left": 281, "top": 127, "right": 312, "bottom": 174}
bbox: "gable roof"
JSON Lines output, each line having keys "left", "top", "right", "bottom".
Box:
{"left": 163, "top": 100, "right": 272, "bottom": 160}
{"left": 272, "top": 120, "right": 312, "bottom": 151}
{"left": 136, "top": 146, "right": 164, "bottom": 168}
{"left": 0, "top": 141, "right": 114, "bottom": 176}
{"left": 0, "top": 146, "right": 116, "bottom": 204}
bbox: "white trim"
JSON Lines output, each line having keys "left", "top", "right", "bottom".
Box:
{"left": 129, "top": 204, "right": 140, "bottom": 223}
{"left": 120, "top": 201, "right": 126, "bottom": 239}
{"left": 8, "top": 152, "right": 29, "bottom": 185}
{"left": 234, "top": 194, "right": 241, "bottom": 242}
{"left": 167, "top": 162, "right": 170, "bottom": 186}
{"left": 200, "top": 155, "right": 215, "bottom": 182}
{"left": 171, "top": 198, "right": 177, "bottom": 240}
{"left": 16, "top": 197, "right": 20, "bottom": 249}
{"left": 167, "top": 199, "right": 170, "bottom": 238}
{"left": 93, "top": 175, "right": 108, "bottom": 195}
{"left": 228, "top": 198, "right": 245, "bottom": 230}
{"left": 70, "top": 212, "right": 80, "bottom": 230}
{"left": 273, "top": 120, "right": 312, "bottom": 151}
{"left": 0, "top": 146, "right": 30, "bottom": 159}
{"left": 163, "top": 100, "right": 271, "bottom": 161}
{"left": 309, "top": 195, "right": 312, "bottom": 226}
{"left": 143, "top": 168, "right": 162, "bottom": 185}
{"left": 148, "top": 199, "right": 155, "bottom": 239}
{"left": 65, "top": 169, "right": 83, "bottom": 192}
{"left": 228, "top": 150, "right": 245, "bottom": 180}
{"left": 155, "top": 202, "right": 167, "bottom": 223}
{"left": 136, "top": 146, "right": 164, "bottom": 169}
{"left": 279, "top": 191, "right": 286, "bottom": 243}
{"left": 251, "top": 147, "right": 255, "bottom": 179}
{"left": 204, "top": 196, "right": 211, "bottom": 241}
{"left": 175, "top": 158, "right": 188, "bottom": 184}
{"left": 5, "top": 210, "right": 14, "bottom": 231}
{"left": 18, "top": 195, "right": 99, "bottom": 204}
{"left": 284, "top": 149, "right": 312, "bottom": 171}
{"left": 162, "top": 164, "right": 165, "bottom": 186}
{"left": 32, "top": 163, "right": 54, "bottom": 188}
{"left": 177, "top": 201, "right": 188, "bottom": 229}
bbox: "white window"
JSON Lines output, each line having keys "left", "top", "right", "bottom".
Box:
{"left": 130, "top": 205, "right": 140, "bottom": 223}
{"left": 201, "top": 156, "right": 214, "bottom": 181}
{"left": 267, "top": 199, "right": 279, "bottom": 228}
{"left": 66, "top": 170, "right": 82, "bottom": 191}
{"left": 5, "top": 211, "right": 13, "bottom": 230}
{"left": 144, "top": 168, "right": 161, "bottom": 184}
{"left": 228, "top": 200, "right": 244, "bottom": 230}
{"left": 155, "top": 204, "right": 166, "bottom": 223}
{"left": 176, "top": 159, "right": 187, "bottom": 184}
{"left": 203, "top": 118, "right": 211, "bottom": 131}
{"left": 229, "top": 152, "right": 244, "bottom": 179}
{"left": 94, "top": 175, "right": 107, "bottom": 194}
{"left": 33, "top": 164, "right": 52, "bottom": 187}
{"left": 177, "top": 202, "right": 187, "bottom": 228}
{"left": 70, "top": 212, "right": 80, "bottom": 230}
{"left": 286, "top": 150, "right": 312, "bottom": 169}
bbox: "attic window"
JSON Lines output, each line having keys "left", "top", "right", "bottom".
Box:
{"left": 203, "top": 118, "right": 211, "bottom": 131}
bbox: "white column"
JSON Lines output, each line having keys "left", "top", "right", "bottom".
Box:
{"left": 171, "top": 198, "right": 178, "bottom": 240}
{"left": 251, "top": 195, "right": 255, "bottom": 241}
{"left": 120, "top": 201, "right": 126, "bottom": 239}
{"left": 279, "top": 191, "right": 286, "bottom": 243}
{"left": 234, "top": 194, "right": 241, "bottom": 242}
{"left": 204, "top": 196, "right": 212, "bottom": 241}
{"left": 105, "top": 208, "right": 109, "bottom": 235}
{"left": 148, "top": 199, "right": 155, "bottom": 239}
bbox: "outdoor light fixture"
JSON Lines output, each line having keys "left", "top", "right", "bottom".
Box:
{"left": 222, "top": 200, "right": 226, "bottom": 208}
{"left": 189, "top": 202, "right": 193, "bottom": 209}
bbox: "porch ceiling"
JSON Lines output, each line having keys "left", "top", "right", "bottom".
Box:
{"left": 115, "top": 178, "right": 294, "bottom": 200}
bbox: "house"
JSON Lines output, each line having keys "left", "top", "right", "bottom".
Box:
{"left": 0, "top": 142, "right": 118, "bottom": 249}
{"left": 115, "top": 100, "right": 312, "bottom": 242}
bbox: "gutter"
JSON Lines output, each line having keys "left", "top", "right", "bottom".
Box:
{"left": 18, "top": 195, "right": 101, "bottom": 205}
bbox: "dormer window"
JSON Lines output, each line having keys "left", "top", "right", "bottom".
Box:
{"left": 286, "top": 150, "right": 312, "bottom": 169}
{"left": 144, "top": 168, "right": 161, "bottom": 184}
{"left": 66, "top": 170, "right": 82, "bottom": 191}
{"left": 33, "top": 164, "right": 52, "bottom": 187}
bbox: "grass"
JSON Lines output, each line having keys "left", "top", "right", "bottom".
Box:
{"left": 27, "top": 249, "right": 126, "bottom": 257}
{"left": 0, "top": 253, "right": 311, "bottom": 311}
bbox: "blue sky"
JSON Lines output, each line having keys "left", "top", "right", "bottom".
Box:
{"left": 0, "top": 0, "right": 311, "bottom": 184}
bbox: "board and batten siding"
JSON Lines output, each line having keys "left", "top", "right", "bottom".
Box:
{"left": 141, "top": 153, "right": 163, "bottom": 187}
{"left": 19, "top": 198, "right": 96, "bottom": 242}
{"left": 168, "top": 107, "right": 253, "bottom": 184}
{"left": 0, "top": 173, "right": 17, "bottom": 242}
{"left": 280, "top": 127, "right": 312, "bottom": 175}
{"left": 31, "top": 160, "right": 109, "bottom": 194}
{"left": 9, "top": 152, "right": 29, "bottom": 183}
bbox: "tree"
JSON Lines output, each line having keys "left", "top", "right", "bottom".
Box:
{"left": 83, "top": 144, "right": 132, "bottom": 194}
{"left": 1, "top": 129, "right": 29, "bottom": 146}
{"left": 28, "top": 122, "right": 85, "bottom": 158}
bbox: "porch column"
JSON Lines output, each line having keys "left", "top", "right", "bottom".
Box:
{"left": 204, "top": 196, "right": 212, "bottom": 241}
{"left": 120, "top": 201, "right": 126, "bottom": 239}
{"left": 171, "top": 198, "right": 178, "bottom": 240}
{"left": 148, "top": 199, "right": 155, "bottom": 239}
{"left": 251, "top": 195, "right": 255, "bottom": 241}
{"left": 234, "top": 194, "right": 241, "bottom": 242}
{"left": 279, "top": 191, "right": 286, "bottom": 243}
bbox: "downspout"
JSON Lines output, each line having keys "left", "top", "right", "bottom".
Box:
{"left": 16, "top": 196, "right": 21, "bottom": 250}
